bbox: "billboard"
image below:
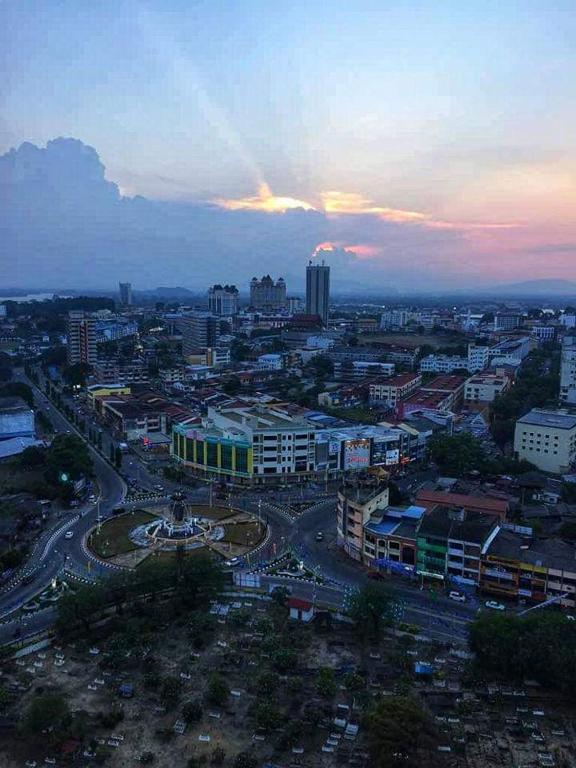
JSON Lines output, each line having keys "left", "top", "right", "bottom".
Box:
{"left": 372, "top": 441, "right": 400, "bottom": 466}
{"left": 344, "top": 438, "right": 370, "bottom": 470}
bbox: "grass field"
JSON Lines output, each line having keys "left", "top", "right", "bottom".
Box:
{"left": 88, "top": 510, "right": 159, "bottom": 559}
{"left": 188, "top": 504, "right": 238, "bottom": 521}
{"left": 221, "top": 521, "right": 265, "bottom": 546}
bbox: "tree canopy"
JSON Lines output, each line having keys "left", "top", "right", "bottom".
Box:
{"left": 365, "top": 695, "right": 438, "bottom": 768}
{"left": 469, "top": 612, "right": 576, "bottom": 696}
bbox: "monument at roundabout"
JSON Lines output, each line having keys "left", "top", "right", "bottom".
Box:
{"left": 87, "top": 492, "right": 267, "bottom": 567}
{"left": 128, "top": 492, "right": 225, "bottom": 552}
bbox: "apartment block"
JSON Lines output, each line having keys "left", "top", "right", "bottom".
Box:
{"left": 66, "top": 311, "right": 97, "bottom": 366}
{"left": 464, "top": 372, "right": 511, "bottom": 406}
{"left": 369, "top": 373, "right": 422, "bottom": 407}
{"left": 560, "top": 334, "right": 576, "bottom": 404}
{"left": 514, "top": 408, "right": 576, "bottom": 474}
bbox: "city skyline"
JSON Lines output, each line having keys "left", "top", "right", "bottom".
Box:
{"left": 2, "top": 1, "right": 576, "bottom": 290}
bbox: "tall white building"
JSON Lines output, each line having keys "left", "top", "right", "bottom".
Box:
{"left": 207, "top": 284, "right": 239, "bottom": 316}
{"left": 560, "top": 334, "right": 576, "bottom": 404}
{"left": 118, "top": 282, "right": 132, "bottom": 307}
{"left": 66, "top": 311, "right": 97, "bottom": 366}
{"left": 467, "top": 343, "right": 490, "bottom": 372}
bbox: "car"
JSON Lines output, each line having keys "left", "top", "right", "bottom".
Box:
{"left": 448, "top": 591, "right": 466, "bottom": 603}
{"left": 64, "top": 531, "right": 74, "bottom": 540}
{"left": 154, "top": 484, "right": 165, "bottom": 492}
{"left": 225, "top": 557, "right": 240, "bottom": 567}
{"left": 485, "top": 600, "right": 505, "bottom": 611}
{"left": 566, "top": 614, "right": 575, "bottom": 621}
{"left": 88, "top": 494, "right": 96, "bottom": 503}
{"left": 315, "top": 531, "right": 324, "bottom": 542}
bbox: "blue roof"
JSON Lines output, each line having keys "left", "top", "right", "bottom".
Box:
{"left": 365, "top": 519, "right": 399, "bottom": 536}
{"left": 403, "top": 505, "right": 427, "bottom": 519}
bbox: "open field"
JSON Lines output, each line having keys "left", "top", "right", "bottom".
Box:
{"left": 88, "top": 510, "right": 159, "bottom": 558}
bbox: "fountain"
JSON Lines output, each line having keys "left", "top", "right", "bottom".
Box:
{"left": 128, "top": 492, "right": 224, "bottom": 552}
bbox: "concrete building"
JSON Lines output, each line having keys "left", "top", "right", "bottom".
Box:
{"left": 489, "top": 336, "right": 532, "bottom": 367}
{"left": 337, "top": 477, "right": 390, "bottom": 561}
{"left": 369, "top": 373, "right": 422, "bottom": 407}
{"left": 494, "top": 313, "right": 523, "bottom": 332}
{"left": 467, "top": 342, "right": 491, "bottom": 372}
{"left": 118, "top": 282, "right": 132, "bottom": 307}
{"left": 172, "top": 403, "right": 317, "bottom": 484}
{"left": 305, "top": 260, "right": 330, "bottom": 326}
{"left": 380, "top": 308, "right": 410, "bottom": 330}
{"left": 92, "top": 357, "right": 148, "bottom": 384}
{"left": 286, "top": 296, "right": 304, "bottom": 314}
{"left": 514, "top": 408, "right": 576, "bottom": 474}
{"left": 416, "top": 506, "right": 499, "bottom": 585}
{"left": 181, "top": 312, "right": 220, "bottom": 357}
{"left": 420, "top": 375, "right": 467, "bottom": 412}
{"left": 207, "top": 284, "right": 239, "bottom": 316}
{"left": 363, "top": 505, "right": 425, "bottom": 573}
{"left": 560, "top": 334, "right": 576, "bottom": 404}
{"left": 66, "top": 311, "right": 97, "bottom": 366}
{"left": 419, "top": 354, "right": 468, "bottom": 374}
{"left": 481, "top": 528, "right": 576, "bottom": 609}
{"left": 333, "top": 360, "right": 395, "bottom": 381}
{"left": 464, "top": 372, "right": 511, "bottom": 406}
{"left": 257, "top": 353, "right": 283, "bottom": 371}
{"left": 250, "top": 275, "right": 286, "bottom": 311}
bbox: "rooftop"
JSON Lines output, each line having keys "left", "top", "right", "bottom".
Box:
{"left": 421, "top": 375, "right": 467, "bottom": 391}
{"left": 416, "top": 489, "right": 508, "bottom": 517}
{"left": 517, "top": 408, "right": 576, "bottom": 430}
{"left": 371, "top": 373, "right": 420, "bottom": 387}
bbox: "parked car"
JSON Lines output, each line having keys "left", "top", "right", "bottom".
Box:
{"left": 485, "top": 600, "right": 505, "bottom": 611}
{"left": 315, "top": 531, "right": 324, "bottom": 542}
{"left": 448, "top": 590, "right": 466, "bottom": 603}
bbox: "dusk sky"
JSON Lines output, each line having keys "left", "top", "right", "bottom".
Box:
{"left": 2, "top": 0, "right": 576, "bottom": 291}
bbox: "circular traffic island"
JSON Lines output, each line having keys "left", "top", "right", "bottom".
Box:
{"left": 87, "top": 494, "right": 266, "bottom": 569}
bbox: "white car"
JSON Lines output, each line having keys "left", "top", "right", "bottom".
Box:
{"left": 485, "top": 600, "right": 505, "bottom": 611}
{"left": 448, "top": 591, "right": 466, "bottom": 603}
{"left": 225, "top": 557, "right": 240, "bottom": 567}
{"left": 64, "top": 531, "right": 74, "bottom": 540}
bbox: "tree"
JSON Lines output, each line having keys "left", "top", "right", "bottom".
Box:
{"left": 427, "top": 432, "right": 487, "bottom": 477}
{"left": 349, "top": 582, "right": 396, "bottom": 642}
{"left": 63, "top": 362, "right": 92, "bottom": 387}
{"left": 254, "top": 699, "right": 282, "bottom": 731}
{"left": 222, "top": 376, "right": 242, "bottom": 395}
{"left": 234, "top": 753, "right": 258, "bottom": 768}
{"left": 256, "top": 672, "right": 280, "bottom": 696}
{"left": 205, "top": 674, "right": 229, "bottom": 706}
{"left": 315, "top": 667, "right": 337, "bottom": 697}
{"left": 20, "top": 445, "right": 47, "bottom": 468}
{"left": 0, "top": 381, "right": 34, "bottom": 407}
{"left": 24, "top": 693, "right": 70, "bottom": 737}
{"left": 365, "top": 696, "right": 438, "bottom": 767}
{"left": 182, "top": 700, "right": 203, "bottom": 724}
{"left": 160, "top": 676, "right": 182, "bottom": 711}
{"left": 211, "top": 746, "right": 226, "bottom": 765}
{"left": 45, "top": 433, "right": 93, "bottom": 485}
{"left": 469, "top": 612, "right": 576, "bottom": 696}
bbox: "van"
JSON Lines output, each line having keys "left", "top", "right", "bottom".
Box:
{"left": 449, "top": 591, "right": 466, "bottom": 603}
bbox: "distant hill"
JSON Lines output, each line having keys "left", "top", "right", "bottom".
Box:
{"left": 479, "top": 279, "right": 576, "bottom": 296}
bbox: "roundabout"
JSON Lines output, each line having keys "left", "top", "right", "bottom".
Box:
{"left": 87, "top": 493, "right": 267, "bottom": 567}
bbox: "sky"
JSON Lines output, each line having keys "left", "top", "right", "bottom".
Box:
{"left": 1, "top": 0, "right": 576, "bottom": 292}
